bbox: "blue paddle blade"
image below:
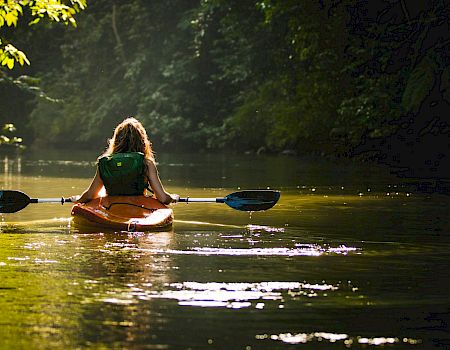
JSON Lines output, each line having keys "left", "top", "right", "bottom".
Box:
{"left": 223, "top": 190, "right": 280, "bottom": 211}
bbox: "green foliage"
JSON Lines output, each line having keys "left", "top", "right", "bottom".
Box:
{"left": 0, "top": 0, "right": 86, "bottom": 69}
{"left": 3, "top": 0, "right": 449, "bottom": 169}
{"left": 0, "top": 123, "right": 24, "bottom": 148}
{"left": 0, "top": 0, "right": 87, "bottom": 145}
{"left": 0, "top": 42, "right": 29, "bottom": 69}
{"left": 402, "top": 55, "right": 438, "bottom": 113}
{"left": 227, "top": 1, "right": 350, "bottom": 153}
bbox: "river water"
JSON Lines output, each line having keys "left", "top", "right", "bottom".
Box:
{"left": 0, "top": 150, "right": 449, "bottom": 349}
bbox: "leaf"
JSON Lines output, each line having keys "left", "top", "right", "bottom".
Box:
{"left": 0, "top": 135, "right": 10, "bottom": 144}
{"left": 1, "top": 55, "right": 11, "bottom": 66}
{"left": 17, "top": 50, "right": 30, "bottom": 65}
{"left": 5, "top": 11, "right": 18, "bottom": 26}
{"left": 29, "top": 17, "right": 41, "bottom": 25}
{"left": 402, "top": 56, "right": 436, "bottom": 113}
{"left": 7, "top": 58, "right": 14, "bottom": 69}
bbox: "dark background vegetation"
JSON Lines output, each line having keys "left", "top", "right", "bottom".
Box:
{"left": 1, "top": 0, "right": 449, "bottom": 178}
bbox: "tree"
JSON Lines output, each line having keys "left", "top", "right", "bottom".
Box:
{"left": 0, "top": 0, "right": 86, "bottom": 69}
{"left": 340, "top": 0, "right": 450, "bottom": 176}
{"left": 3, "top": 0, "right": 448, "bottom": 178}
{"left": 226, "top": 0, "right": 350, "bottom": 153}
{"left": 0, "top": 0, "right": 87, "bottom": 147}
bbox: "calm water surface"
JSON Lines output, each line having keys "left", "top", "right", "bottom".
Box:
{"left": 0, "top": 150, "right": 449, "bottom": 349}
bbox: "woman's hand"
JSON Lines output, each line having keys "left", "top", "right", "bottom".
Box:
{"left": 69, "top": 195, "right": 81, "bottom": 203}
{"left": 170, "top": 194, "right": 180, "bottom": 203}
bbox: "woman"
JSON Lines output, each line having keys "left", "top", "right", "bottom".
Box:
{"left": 71, "top": 117, "right": 178, "bottom": 204}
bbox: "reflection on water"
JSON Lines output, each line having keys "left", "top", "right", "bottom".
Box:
{"left": 142, "top": 245, "right": 359, "bottom": 256}
{"left": 0, "top": 151, "right": 449, "bottom": 349}
{"left": 263, "top": 332, "right": 421, "bottom": 346}
{"left": 139, "top": 280, "right": 340, "bottom": 308}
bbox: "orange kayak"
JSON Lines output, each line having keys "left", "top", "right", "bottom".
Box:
{"left": 71, "top": 196, "right": 173, "bottom": 231}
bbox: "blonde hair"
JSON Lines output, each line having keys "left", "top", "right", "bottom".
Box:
{"left": 101, "top": 117, "right": 154, "bottom": 160}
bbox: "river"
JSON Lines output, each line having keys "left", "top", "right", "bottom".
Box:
{"left": 0, "top": 149, "right": 449, "bottom": 349}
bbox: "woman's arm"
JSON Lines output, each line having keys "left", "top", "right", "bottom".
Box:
{"left": 71, "top": 168, "right": 104, "bottom": 203}
{"left": 146, "top": 159, "right": 178, "bottom": 204}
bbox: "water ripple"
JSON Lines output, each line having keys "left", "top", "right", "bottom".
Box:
{"left": 101, "top": 281, "right": 341, "bottom": 308}
{"left": 258, "top": 332, "right": 421, "bottom": 347}
{"left": 144, "top": 245, "right": 359, "bottom": 256}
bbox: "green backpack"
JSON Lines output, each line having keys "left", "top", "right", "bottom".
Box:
{"left": 98, "top": 152, "right": 147, "bottom": 196}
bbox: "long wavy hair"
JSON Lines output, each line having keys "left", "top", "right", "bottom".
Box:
{"left": 101, "top": 117, "right": 154, "bottom": 160}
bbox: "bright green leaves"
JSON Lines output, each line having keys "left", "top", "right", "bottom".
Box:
{"left": 0, "top": 0, "right": 87, "bottom": 70}
{"left": 0, "top": 43, "right": 30, "bottom": 69}
{"left": 0, "top": 0, "right": 87, "bottom": 28}
{"left": 26, "top": 0, "right": 87, "bottom": 28}
{"left": 0, "top": 124, "right": 24, "bottom": 149}
{"left": 2, "top": 124, "right": 16, "bottom": 133}
{"left": 0, "top": 0, "right": 24, "bottom": 27}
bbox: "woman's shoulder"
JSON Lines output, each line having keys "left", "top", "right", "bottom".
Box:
{"left": 144, "top": 157, "right": 156, "bottom": 168}
{"left": 144, "top": 158, "right": 158, "bottom": 176}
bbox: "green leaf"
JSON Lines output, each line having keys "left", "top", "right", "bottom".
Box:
{"left": 29, "top": 17, "right": 41, "bottom": 25}
{"left": 3, "top": 124, "right": 16, "bottom": 132}
{"left": 402, "top": 56, "right": 436, "bottom": 113}
{"left": 17, "top": 50, "right": 30, "bottom": 65}
{"left": 0, "top": 135, "right": 10, "bottom": 144}
{"left": 7, "top": 57, "right": 14, "bottom": 69}
{"left": 5, "top": 11, "right": 18, "bottom": 26}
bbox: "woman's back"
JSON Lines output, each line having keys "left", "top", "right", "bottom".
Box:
{"left": 98, "top": 152, "right": 147, "bottom": 196}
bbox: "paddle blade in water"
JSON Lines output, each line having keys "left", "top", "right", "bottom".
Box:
{"left": 0, "top": 190, "right": 31, "bottom": 213}
{"left": 224, "top": 190, "right": 280, "bottom": 211}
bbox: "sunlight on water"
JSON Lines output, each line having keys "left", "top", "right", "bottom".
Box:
{"left": 125, "top": 244, "right": 359, "bottom": 256}
{"left": 247, "top": 224, "right": 285, "bottom": 232}
{"left": 99, "top": 281, "right": 340, "bottom": 309}
{"left": 174, "top": 219, "right": 242, "bottom": 228}
{"left": 1, "top": 152, "right": 449, "bottom": 349}
{"left": 258, "top": 332, "right": 421, "bottom": 346}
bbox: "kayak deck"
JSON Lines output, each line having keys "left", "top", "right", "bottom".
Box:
{"left": 71, "top": 196, "right": 173, "bottom": 231}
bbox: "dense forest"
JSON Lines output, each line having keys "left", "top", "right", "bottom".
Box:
{"left": 1, "top": 0, "right": 449, "bottom": 177}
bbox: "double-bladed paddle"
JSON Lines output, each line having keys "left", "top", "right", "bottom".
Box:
{"left": 0, "top": 189, "right": 280, "bottom": 213}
